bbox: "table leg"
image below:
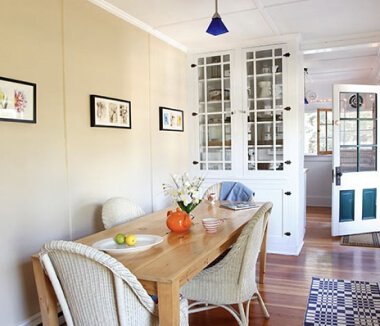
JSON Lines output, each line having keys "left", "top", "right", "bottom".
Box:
{"left": 157, "top": 281, "right": 180, "bottom": 326}
{"left": 32, "top": 256, "right": 59, "bottom": 326}
{"left": 259, "top": 223, "right": 268, "bottom": 284}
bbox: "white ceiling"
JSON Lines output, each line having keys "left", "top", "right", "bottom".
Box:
{"left": 91, "top": 0, "right": 380, "bottom": 92}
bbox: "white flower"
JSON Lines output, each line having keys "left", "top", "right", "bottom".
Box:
{"left": 162, "top": 172, "right": 205, "bottom": 211}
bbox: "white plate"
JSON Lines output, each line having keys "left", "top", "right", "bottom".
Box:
{"left": 92, "top": 234, "right": 163, "bottom": 253}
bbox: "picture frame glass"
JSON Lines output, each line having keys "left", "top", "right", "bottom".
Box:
{"left": 160, "top": 107, "right": 183, "bottom": 131}
{"left": 0, "top": 77, "right": 36, "bottom": 123}
{"left": 91, "top": 95, "right": 131, "bottom": 129}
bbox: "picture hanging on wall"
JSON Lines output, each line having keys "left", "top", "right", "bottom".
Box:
{"left": 90, "top": 94, "right": 131, "bottom": 129}
{"left": 159, "top": 106, "right": 184, "bottom": 132}
{"left": 0, "top": 76, "right": 36, "bottom": 123}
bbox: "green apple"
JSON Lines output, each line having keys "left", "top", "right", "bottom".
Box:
{"left": 114, "top": 233, "right": 126, "bottom": 245}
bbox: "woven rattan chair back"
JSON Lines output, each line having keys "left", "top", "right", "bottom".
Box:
{"left": 180, "top": 202, "right": 273, "bottom": 326}
{"left": 102, "top": 197, "right": 145, "bottom": 229}
{"left": 39, "top": 241, "right": 188, "bottom": 326}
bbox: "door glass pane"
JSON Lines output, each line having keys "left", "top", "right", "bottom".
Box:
{"left": 244, "top": 46, "right": 284, "bottom": 171}
{"left": 208, "top": 125, "right": 222, "bottom": 145}
{"left": 339, "top": 91, "right": 377, "bottom": 173}
{"left": 225, "top": 149, "right": 231, "bottom": 161}
{"left": 198, "top": 53, "right": 232, "bottom": 171}
{"left": 360, "top": 120, "right": 376, "bottom": 145}
{"left": 341, "top": 147, "right": 357, "bottom": 172}
{"left": 340, "top": 93, "right": 358, "bottom": 118}
{"left": 360, "top": 147, "right": 376, "bottom": 171}
{"left": 359, "top": 93, "right": 376, "bottom": 119}
{"left": 340, "top": 120, "right": 357, "bottom": 146}
{"left": 206, "top": 56, "right": 221, "bottom": 64}
{"left": 209, "top": 148, "right": 223, "bottom": 161}
{"left": 209, "top": 163, "right": 222, "bottom": 170}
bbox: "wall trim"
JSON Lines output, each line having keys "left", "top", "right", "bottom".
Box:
{"left": 88, "top": 0, "right": 187, "bottom": 53}
{"left": 18, "top": 310, "right": 65, "bottom": 326}
{"left": 307, "top": 195, "right": 332, "bottom": 207}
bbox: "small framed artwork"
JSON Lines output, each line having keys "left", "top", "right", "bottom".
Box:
{"left": 0, "top": 76, "right": 36, "bottom": 123}
{"left": 159, "top": 107, "right": 184, "bottom": 132}
{"left": 90, "top": 94, "right": 131, "bottom": 129}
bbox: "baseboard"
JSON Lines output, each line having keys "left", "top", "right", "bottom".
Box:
{"left": 18, "top": 311, "right": 65, "bottom": 326}
{"left": 17, "top": 312, "right": 41, "bottom": 326}
{"left": 306, "top": 195, "right": 331, "bottom": 207}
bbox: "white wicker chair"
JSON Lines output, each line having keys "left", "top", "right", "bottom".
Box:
{"left": 180, "top": 202, "right": 273, "bottom": 326}
{"left": 203, "top": 182, "right": 255, "bottom": 203}
{"left": 102, "top": 197, "right": 146, "bottom": 229}
{"left": 39, "top": 240, "right": 188, "bottom": 326}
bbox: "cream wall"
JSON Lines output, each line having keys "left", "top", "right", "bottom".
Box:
{"left": 149, "top": 36, "right": 187, "bottom": 211}
{"left": 0, "top": 0, "right": 187, "bottom": 325}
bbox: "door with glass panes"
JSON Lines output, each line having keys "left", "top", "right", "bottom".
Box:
{"left": 195, "top": 53, "right": 233, "bottom": 172}
{"left": 332, "top": 84, "right": 380, "bottom": 236}
{"left": 244, "top": 46, "right": 286, "bottom": 172}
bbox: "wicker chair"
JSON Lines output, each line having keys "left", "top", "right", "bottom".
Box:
{"left": 180, "top": 202, "right": 273, "bottom": 326}
{"left": 203, "top": 182, "right": 255, "bottom": 203}
{"left": 102, "top": 197, "right": 146, "bottom": 229}
{"left": 39, "top": 240, "right": 188, "bottom": 326}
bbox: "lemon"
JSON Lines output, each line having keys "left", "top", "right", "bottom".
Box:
{"left": 125, "top": 234, "right": 137, "bottom": 246}
{"left": 115, "top": 233, "right": 126, "bottom": 245}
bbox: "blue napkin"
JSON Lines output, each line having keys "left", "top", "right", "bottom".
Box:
{"left": 220, "top": 182, "right": 254, "bottom": 201}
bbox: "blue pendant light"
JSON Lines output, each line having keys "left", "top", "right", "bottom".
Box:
{"left": 206, "top": 0, "right": 229, "bottom": 36}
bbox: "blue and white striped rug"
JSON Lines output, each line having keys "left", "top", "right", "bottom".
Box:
{"left": 304, "top": 277, "right": 380, "bottom": 326}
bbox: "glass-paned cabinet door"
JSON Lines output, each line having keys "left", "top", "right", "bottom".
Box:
{"left": 197, "top": 53, "right": 232, "bottom": 171}
{"left": 245, "top": 46, "right": 285, "bottom": 171}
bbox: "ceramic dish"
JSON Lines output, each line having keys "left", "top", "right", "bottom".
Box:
{"left": 92, "top": 234, "right": 163, "bottom": 253}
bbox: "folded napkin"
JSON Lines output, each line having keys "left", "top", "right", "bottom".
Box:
{"left": 220, "top": 182, "right": 254, "bottom": 201}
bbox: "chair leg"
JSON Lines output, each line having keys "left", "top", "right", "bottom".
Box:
{"left": 255, "top": 292, "right": 270, "bottom": 319}
{"left": 238, "top": 303, "right": 248, "bottom": 326}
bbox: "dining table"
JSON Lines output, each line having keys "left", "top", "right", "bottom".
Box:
{"left": 31, "top": 200, "right": 267, "bottom": 326}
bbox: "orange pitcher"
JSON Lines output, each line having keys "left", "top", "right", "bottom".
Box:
{"left": 166, "top": 207, "right": 192, "bottom": 232}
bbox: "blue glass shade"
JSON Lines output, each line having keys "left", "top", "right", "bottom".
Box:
{"left": 206, "top": 17, "right": 229, "bottom": 36}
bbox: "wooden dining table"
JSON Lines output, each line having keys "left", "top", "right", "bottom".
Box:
{"left": 31, "top": 200, "right": 267, "bottom": 326}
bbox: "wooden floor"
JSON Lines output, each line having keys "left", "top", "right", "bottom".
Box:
{"left": 189, "top": 206, "right": 380, "bottom": 326}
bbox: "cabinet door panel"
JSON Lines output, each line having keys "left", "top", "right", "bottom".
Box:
{"left": 254, "top": 189, "right": 283, "bottom": 238}
{"left": 244, "top": 45, "right": 286, "bottom": 172}
{"left": 196, "top": 52, "right": 233, "bottom": 172}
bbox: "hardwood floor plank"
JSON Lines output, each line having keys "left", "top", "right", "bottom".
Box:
{"left": 188, "top": 206, "right": 380, "bottom": 325}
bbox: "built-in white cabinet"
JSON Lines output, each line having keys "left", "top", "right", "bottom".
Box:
{"left": 188, "top": 37, "right": 305, "bottom": 255}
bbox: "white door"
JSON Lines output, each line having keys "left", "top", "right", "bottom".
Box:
{"left": 332, "top": 84, "right": 380, "bottom": 236}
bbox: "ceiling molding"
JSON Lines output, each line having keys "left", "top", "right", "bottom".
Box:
{"left": 301, "top": 32, "right": 380, "bottom": 54}
{"left": 88, "top": 0, "right": 187, "bottom": 52}
{"left": 252, "top": 0, "right": 280, "bottom": 36}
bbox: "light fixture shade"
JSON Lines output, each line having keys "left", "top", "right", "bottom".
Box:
{"left": 206, "top": 14, "right": 228, "bottom": 36}
{"left": 206, "top": 16, "right": 229, "bottom": 36}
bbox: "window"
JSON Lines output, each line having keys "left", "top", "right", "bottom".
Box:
{"left": 304, "top": 108, "right": 332, "bottom": 155}
{"left": 317, "top": 109, "right": 333, "bottom": 155}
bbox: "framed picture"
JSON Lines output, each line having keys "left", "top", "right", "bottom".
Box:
{"left": 90, "top": 94, "right": 131, "bottom": 129}
{"left": 0, "top": 76, "right": 36, "bottom": 123}
{"left": 159, "top": 107, "right": 184, "bottom": 132}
